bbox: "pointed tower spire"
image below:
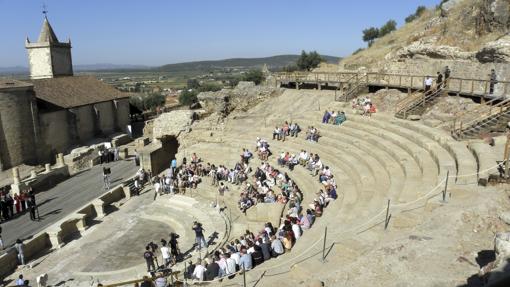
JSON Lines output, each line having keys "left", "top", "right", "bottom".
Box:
{"left": 37, "top": 17, "right": 59, "bottom": 43}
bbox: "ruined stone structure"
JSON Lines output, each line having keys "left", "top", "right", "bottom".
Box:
{"left": 0, "top": 17, "right": 131, "bottom": 169}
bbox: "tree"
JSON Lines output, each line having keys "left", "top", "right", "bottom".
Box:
{"left": 362, "top": 27, "right": 379, "bottom": 47}
{"left": 379, "top": 20, "right": 397, "bottom": 37}
{"left": 296, "top": 50, "right": 324, "bottom": 71}
{"left": 178, "top": 89, "right": 198, "bottom": 106}
{"left": 242, "top": 69, "right": 265, "bottom": 85}
{"left": 405, "top": 6, "right": 427, "bottom": 23}
{"left": 187, "top": 79, "right": 200, "bottom": 89}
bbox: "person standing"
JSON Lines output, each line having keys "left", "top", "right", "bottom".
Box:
{"left": 169, "top": 233, "right": 180, "bottom": 265}
{"left": 27, "top": 197, "right": 36, "bottom": 221}
{"left": 424, "top": 76, "right": 433, "bottom": 93}
{"left": 143, "top": 246, "right": 156, "bottom": 272}
{"left": 14, "top": 193, "right": 21, "bottom": 215}
{"left": 0, "top": 225, "right": 4, "bottom": 250}
{"left": 15, "top": 239, "right": 25, "bottom": 265}
{"left": 160, "top": 242, "right": 171, "bottom": 267}
{"left": 436, "top": 72, "right": 443, "bottom": 89}
{"left": 103, "top": 166, "right": 111, "bottom": 190}
{"left": 192, "top": 222, "right": 207, "bottom": 250}
{"left": 444, "top": 66, "right": 451, "bottom": 80}
{"left": 489, "top": 69, "right": 498, "bottom": 96}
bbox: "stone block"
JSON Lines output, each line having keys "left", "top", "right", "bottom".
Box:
{"left": 92, "top": 199, "right": 106, "bottom": 218}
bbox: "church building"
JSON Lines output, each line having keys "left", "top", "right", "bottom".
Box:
{"left": 0, "top": 17, "right": 131, "bottom": 170}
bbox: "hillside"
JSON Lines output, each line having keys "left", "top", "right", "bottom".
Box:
{"left": 157, "top": 54, "right": 341, "bottom": 72}
{"left": 321, "top": 0, "right": 509, "bottom": 82}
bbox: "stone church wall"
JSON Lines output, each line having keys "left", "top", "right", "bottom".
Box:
{"left": 0, "top": 88, "right": 38, "bottom": 169}
{"left": 38, "top": 109, "right": 71, "bottom": 162}
{"left": 74, "top": 105, "right": 95, "bottom": 142}
{"left": 115, "top": 99, "right": 130, "bottom": 134}
{"left": 95, "top": 101, "right": 115, "bottom": 135}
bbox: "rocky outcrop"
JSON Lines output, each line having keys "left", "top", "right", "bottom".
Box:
{"left": 197, "top": 81, "right": 283, "bottom": 116}
{"left": 476, "top": 35, "right": 510, "bottom": 63}
{"left": 152, "top": 110, "right": 195, "bottom": 141}
{"left": 440, "top": 0, "right": 465, "bottom": 16}
{"left": 394, "top": 40, "right": 473, "bottom": 60}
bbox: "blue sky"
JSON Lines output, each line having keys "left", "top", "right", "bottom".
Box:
{"left": 0, "top": 0, "right": 439, "bottom": 67}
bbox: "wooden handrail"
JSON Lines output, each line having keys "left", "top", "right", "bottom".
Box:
{"left": 275, "top": 71, "right": 510, "bottom": 85}
{"left": 453, "top": 98, "right": 510, "bottom": 135}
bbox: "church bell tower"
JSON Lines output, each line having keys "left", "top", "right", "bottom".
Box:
{"left": 25, "top": 16, "right": 73, "bottom": 79}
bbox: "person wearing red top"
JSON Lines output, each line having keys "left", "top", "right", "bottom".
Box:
{"left": 14, "top": 193, "right": 21, "bottom": 214}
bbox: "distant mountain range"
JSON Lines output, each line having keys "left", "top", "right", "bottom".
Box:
{"left": 0, "top": 64, "right": 150, "bottom": 75}
{"left": 0, "top": 54, "right": 341, "bottom": 74}
{"left": 156, "top": 54, "right": 341, "bottom": 72}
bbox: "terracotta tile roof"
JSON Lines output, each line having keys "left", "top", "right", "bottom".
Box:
{"left": 31, "top": 76, "right": 129, "bottom": 108}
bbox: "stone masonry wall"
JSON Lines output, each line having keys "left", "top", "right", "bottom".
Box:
{"left": 0, "top": 88, "right": 38, "bottom": 169}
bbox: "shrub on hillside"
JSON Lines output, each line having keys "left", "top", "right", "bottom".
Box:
{"left": 379, "top": 20, "right": 397, "bottom": 37}
{"left": 179, "top": 89, "right": 198, "bottom": 106}
{"left": 362, "top": 27, "right": 380, "bottom": 47}
{"left": 243, "top": 69, "right": 265, "bottom": 85}
{"left": 405, "top": 5, "right": 427, "bottom": 23}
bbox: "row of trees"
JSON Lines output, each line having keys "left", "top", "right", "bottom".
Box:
{"left": 362, "top": 19, "right": 397, "bottom": 47}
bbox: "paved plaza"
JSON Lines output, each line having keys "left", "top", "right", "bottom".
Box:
{"left": 0, "top": 159, "right": 138, "bottom": 249}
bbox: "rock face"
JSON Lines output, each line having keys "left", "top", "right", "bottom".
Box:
{"left": 197, "top": 81, "right": 283, "bottom": 116}
{"left": 476, "top": 35, "right": 510, "bottom": 63}
{"left": 395, "top": 40, "right": 473, "bottom": 60}
{"left": 152, "top": 110, "right": 195, "bottom": 141}
{"left": 488, "top": 232, "right": 510, "bottom": 284}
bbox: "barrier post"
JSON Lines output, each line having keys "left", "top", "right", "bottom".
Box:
{"left": 384, "top": 199, "right": 391, "bottom": 230}
{"left": 443, "top": 170, "right": 450, "bottom": 202}
{"left": 505, "top": 133, "right": 510, "bottom": 179}
{"left": 321, "top": 226, "right": 328, "bottom": 262}
{"left": 184, "top": 262, "right": 187, "bottom": 285}
{"left": 243, "top": 265, "right": 247, "bottom": 287}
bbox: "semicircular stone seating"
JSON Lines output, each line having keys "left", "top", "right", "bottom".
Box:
{"left": 175, "top": 90, "right": 482, "bottom": 284}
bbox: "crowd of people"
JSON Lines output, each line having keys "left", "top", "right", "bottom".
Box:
{"left": 272, "top": 121, "right": 301, "bottom": 142}
{"left": 1, "top": 187, "right": 39, "bottom": 223}
{"left": 237, "top": 161, "right": 300, "bottom": 213}
{"left": 181, "top": 153, "right": 337, "bottom": 282}
{"left": 351, "top": 97, "right": 376, "bottom": 117}
{"left": 98, "top": 146, "right": 121, "bottom": 164}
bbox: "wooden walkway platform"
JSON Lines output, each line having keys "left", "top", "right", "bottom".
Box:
{"left": 275, "top": 71, "right": 509, "bottom": 100}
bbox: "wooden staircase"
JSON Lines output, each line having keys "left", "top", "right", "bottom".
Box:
{"left": 336, "top": 73, "right": 367, "bottom": 102}
{"left": 452, "top": 98, "right": 510, "bottom": 140}
{"left": 394, "top": 86, "right": 444, "bottom": 119}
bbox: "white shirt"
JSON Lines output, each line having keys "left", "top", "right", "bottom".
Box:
{"left": 292, "top": 224, "right": 301, "bottom": 240}
{"left": 161, "top": 246, "right": 171, "bottom": 259}
{"left": 425, "top": 78, "right": 433, "bottom": 86}
{"left": 193, "top": 264, "right": 206, "bottom": 281}
{"left": 231, "top": 252, "right": 241, "bottom": 265}
{"left": 226, "top": 258, "right": 236, "bottom": 274}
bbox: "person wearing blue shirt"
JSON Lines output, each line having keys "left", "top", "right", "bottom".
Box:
{"left": 238, "top": 248, "right": 253, "bottom": 270}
